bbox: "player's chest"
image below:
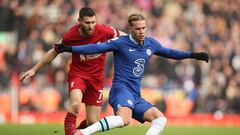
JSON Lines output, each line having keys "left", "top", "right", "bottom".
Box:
{"left": 122, "top": 47, "right": 152, "bottom": 62}
{"left": 66, "top": 36, "right": 108, "bottom": 46}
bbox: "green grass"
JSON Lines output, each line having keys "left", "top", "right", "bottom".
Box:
{"left": 0, "top": 124, "right": 239, "bottom": 135}
{"left": 96, "top": 125, "right": 240, "bottom": 135}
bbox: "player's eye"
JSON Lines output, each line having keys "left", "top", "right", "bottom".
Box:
{"left": 85, "top": 21, "right": 95, "bottom": 25}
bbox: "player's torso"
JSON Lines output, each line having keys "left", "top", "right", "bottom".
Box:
{"left": 112, "top": 36, "right": 154, "bottom": 94}
{"left": 63, "top": 24, "right": 112, "bottom": 80}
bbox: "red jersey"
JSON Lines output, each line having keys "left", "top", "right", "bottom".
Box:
{"left": 62, "top": 24, "right": 119, "bottom": 83}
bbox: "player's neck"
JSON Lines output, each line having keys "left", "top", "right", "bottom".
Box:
{"left": 130, "top": 34, "right": 144, "bottom": 45}
{"left": 135, "top": 38, "right": 144, "bottom": 45}
{"left": 138, "top": 40, "right": 144, "bottom": 45}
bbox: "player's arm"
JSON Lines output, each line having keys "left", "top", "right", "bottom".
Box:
{"left": 55, "top": 38, "right": 119, "bottom": 54}
{"left": 155, "top": 42, "right": 209, "bottom": 62}
{"left": 20, "top": 48, "right": 58, "bottom": 82}
{"left": 55, "top": 42, "right": 114, "bottom": 54}
{"left": 105, "top": 25, "right": 127, "bottom": 38}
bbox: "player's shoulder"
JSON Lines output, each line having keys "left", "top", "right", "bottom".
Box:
{"left": 144, "top": 37, "right": 162, "bottom": 49}
{"left": 95, "top": 24, "right": 112, "bottom": 31}
{"left": 62, "top": 24, "right": 79, "bottom": 39}
{"left": 146, "top": 37, "right": 161, "bottom": 46}
{"left": 112, "top": 35, "right": 129, "bottom": 42}
{"left": 145, "top": 36, "right": 158, "bottom": 43}
{"left": 64, "top": 24, "right": 79, "bottom": 34}
{"left": 95, "top": 24, "right": 120, "bottom": 38}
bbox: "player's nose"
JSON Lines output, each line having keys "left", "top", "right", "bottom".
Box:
{"left": 89, "top": 23, "right": 94, "bottom": 29}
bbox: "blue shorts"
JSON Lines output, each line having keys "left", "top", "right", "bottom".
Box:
{"left": 108, "top": 85, "right": 153, "bottom": 123}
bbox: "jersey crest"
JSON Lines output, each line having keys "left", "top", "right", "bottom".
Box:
{"left": 146, "top": 48, "right": 152, "bottom": 56}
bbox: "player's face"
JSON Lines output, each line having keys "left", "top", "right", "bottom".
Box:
{"left": 79, "top": 16, "right": 96, "bottom": 36}
{"left": 130, "top": 20, "right": 146, "bottom": 44}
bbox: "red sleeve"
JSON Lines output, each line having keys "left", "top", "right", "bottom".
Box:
{"left": 61, "top": 25, "right": 79, "bottom": 45}
{"left": 61, "top": 32, "right": 70, "bottom": 45}
{"left": 100, "top": 24, "right": 120, "bottom": 39}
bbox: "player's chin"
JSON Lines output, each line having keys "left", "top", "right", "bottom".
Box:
{"left": 139, "top": 36, "right": 145, "bottom": 41}
{"left": 87, "top": 30, "right": 93, "bottom": 35}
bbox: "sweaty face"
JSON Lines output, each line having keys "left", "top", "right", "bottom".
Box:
{"left": 79, "top": 16, "right": 96, "bottom": 36}
{"left": 130, "top": 20, "right": 146, "bottom": 44}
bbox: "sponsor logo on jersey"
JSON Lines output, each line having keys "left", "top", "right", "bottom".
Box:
{"left": 133, "top": 58, "right": 145, "bottom": 77}
{"left": 85, "top": 54, "right": 102, "bottom": 60}
{"left": 79, "top": 41, "right": 103, "bottom": 61}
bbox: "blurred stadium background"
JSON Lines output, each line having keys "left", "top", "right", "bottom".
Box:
{"left": 0, "top": 0, "right": 239, "bottom": 135}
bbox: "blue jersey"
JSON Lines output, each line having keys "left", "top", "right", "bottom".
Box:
{"left": 72, "top": 35, "right": 191, "bottom": 96}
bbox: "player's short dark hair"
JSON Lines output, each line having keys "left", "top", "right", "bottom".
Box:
{"left": 79, "top": 7, "right": 96, "bottom": 19}
{"left": 128, "top": 14, "right": 145, "bottom": 26}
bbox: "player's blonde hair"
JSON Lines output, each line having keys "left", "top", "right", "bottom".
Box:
{"left": 128, "top": 14, "right": 145, "bottom": 26}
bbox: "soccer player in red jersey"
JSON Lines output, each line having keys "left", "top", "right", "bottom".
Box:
{"left": 20, "top": 7, "right": 126, "bottom": 135}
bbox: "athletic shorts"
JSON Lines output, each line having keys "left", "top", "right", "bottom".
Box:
{"left": 108, "top": 85, "right": 153, "bottom": 123}
{"left": 68, "top": 74, "right": 104, "bottom": 106}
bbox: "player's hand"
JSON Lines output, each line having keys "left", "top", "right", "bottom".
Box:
{"left": 20, "top": 69, "right": 35, "bottom": 82}
{"left": 191, "top": 52, "right": 209, "bottom": 63}
{"left": 54, "top": 43, "right": 72, "bottom": 53}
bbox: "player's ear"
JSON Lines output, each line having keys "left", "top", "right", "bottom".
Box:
{"left": 128, "top": 27, "right": 133, "bottom": 33}
{"left": 78, "top": 18, "right": 81, "bottom": 23}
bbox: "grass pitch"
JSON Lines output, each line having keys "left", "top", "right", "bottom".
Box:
{"left": 0, "top": 124, "right": 239, "bottom": 135}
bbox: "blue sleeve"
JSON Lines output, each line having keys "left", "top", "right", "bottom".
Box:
{"left": 154, "top": 40, "right": 191, "bottom": 59}
{"left": 71, "top": 38, "right": 119, "bottom": 54}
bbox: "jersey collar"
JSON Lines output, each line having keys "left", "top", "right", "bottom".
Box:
{"left": 130, "top": 34, "right": 145, "bottom": 45}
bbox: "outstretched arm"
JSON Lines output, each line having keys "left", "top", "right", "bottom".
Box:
{"left": 155, "top": 45, "right": 209, "bottom": 62}
{"left": 20, "top": 48, "right": 58, "bottom": 81}
{"left": 55, "top": 40, "right": 118, "bottom": 54}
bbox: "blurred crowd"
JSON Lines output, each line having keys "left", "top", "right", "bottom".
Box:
{"left": 0, "top": 0, "right": 239, "bottom": 114}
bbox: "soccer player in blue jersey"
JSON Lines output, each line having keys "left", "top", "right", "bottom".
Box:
{"left": 55, "top": 14, "right": 209, "bottom": 135}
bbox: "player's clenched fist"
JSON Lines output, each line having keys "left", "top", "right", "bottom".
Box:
{"left": 20, "top": 69, "right": 35, "bottom": 82}
{"left": 54, "top": 43, "right": 72, "bottom": 53}
{"left": 190, "top": 52, "right": 209, "bottom": 63}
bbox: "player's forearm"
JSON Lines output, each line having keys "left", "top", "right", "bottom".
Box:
{"left": 157, "top": 47, "right": 209, "bottom": 62}
{"left": 55, "top": 42, "right": 115, "bottom": 54}
{"left": 72, "top": 44, "right": 100, "bottom": 54}
{"left": 32, "top": 49, "right": 58, "bottom": 72}
{"left": 71, "top": 43, "right": 111, "bottom": 54}
{"left": 158, "top": 47, "right": 192, "bottom": 60}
